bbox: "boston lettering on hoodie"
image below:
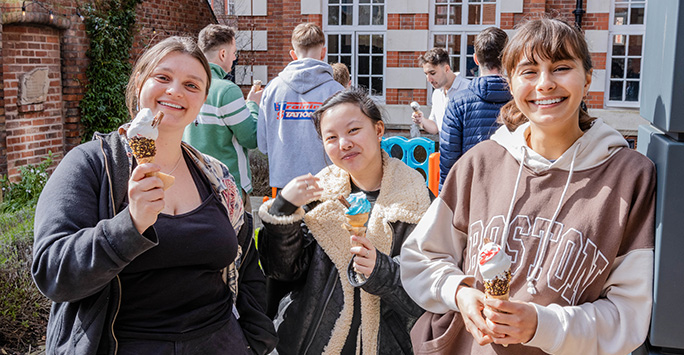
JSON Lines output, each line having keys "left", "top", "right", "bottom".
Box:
{"left": 401, "top": 118, "right": 655, "bottom": 355}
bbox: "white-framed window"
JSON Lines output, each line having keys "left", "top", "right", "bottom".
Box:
{"left": 430, "top": 0, "right": 499, "bottom": 80}
{"left": 607, "top": 0, "right": 646, "bottom": 107}
{"left": 325, "top": 0, "right": 386, "bottom": 98}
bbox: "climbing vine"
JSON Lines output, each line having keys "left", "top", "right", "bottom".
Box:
{"left": 79, "top": 0, "right": 142, "bottom": 141}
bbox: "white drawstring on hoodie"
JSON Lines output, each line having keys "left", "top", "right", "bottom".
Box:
{"left": 500, "top": 143, "right": 581, "bottom": 295}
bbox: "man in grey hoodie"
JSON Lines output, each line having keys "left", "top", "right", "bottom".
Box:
{"left": 257, "top": 23, "right": 345, "bottom": 189}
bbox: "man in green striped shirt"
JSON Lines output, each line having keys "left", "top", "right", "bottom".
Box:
{"left": 184, "top": 25, "right": 262, "bottom": 208}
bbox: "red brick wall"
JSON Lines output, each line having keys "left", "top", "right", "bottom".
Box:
{"left": 236, "top": 2, "right": 322, "bottom": 84}
{"left": 0, "top": 23, "right": 5, "bottom": 176}
{"left": 131, "top": 0, "right": 218, "bottom": 59}
{"left": 0, "top": 0, "right": 215, "bottom": 179}
{"left": 2, "top": 25, "right": 64, "bottom": 178}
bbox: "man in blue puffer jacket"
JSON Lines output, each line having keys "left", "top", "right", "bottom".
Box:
{"left": 440, "top": 27, "right": 512, "bottom": 190}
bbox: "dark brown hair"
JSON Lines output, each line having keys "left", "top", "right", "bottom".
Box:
{"left": 198, "top": 24, "right": 236, "bottom": 54}
{"left": 474, "top": 27, "right": 508, "bottom": 71}
{"left": 418, "top": 47, "right": 450, "bottom": 67}
{"left": 125, "top": 36, "right": 211, "bottom": 119}
{"left": 498, "top": 18, "right": 595, "bottom": 131}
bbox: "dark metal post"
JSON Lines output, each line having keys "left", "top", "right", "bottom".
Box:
{"left": 573, "top": 0, "right": 585, "bottom": 28}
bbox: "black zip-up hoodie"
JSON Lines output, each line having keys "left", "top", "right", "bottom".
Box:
{"left": 32, "top": 131, "right": 276, "bottom": 354}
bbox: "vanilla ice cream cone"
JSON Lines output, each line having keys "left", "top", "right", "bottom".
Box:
{"left": 127, "top": 109, "right": 174, "bottom": 190}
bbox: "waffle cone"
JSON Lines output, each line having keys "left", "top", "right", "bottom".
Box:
{"left": 134, "top": 156, "right": 175, "bottom": 190}
{"left": 485, "top": 292, "right": 509, "bottom": 301}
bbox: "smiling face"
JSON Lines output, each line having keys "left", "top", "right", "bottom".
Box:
{"left": 509, "top": 53, "right": 592, "bottom": 135}
{"left": 136, "top": 52, "right": 208, "bottom": 133}
{"left": 320, "top": 103, "right": 385, "bottom": 178}
{"left": 423, "top": 63, "right": 451, "bottom": 90}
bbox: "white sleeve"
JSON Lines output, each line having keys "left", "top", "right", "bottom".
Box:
{"left": 525, "top": 249, "right": 653, "bottom": 355}
{"left": 257, "top": 101, "right": 268, "bottom": 154}
{"left": 401, "top": 198, "right": 474, "bottom": 314}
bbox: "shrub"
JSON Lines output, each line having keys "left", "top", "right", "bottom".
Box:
{"left": 0, "top": 206, "right": 51, "bottom": 353}
{"left": 249, "top": 150, "right": 271, "bottom": 197}
{"left": 0, "top": 153, "right": 53, "bottom": 213}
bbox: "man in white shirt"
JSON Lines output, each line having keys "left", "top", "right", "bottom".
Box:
{"left": 412, "top": 48, "right": 470, "bottom": 134}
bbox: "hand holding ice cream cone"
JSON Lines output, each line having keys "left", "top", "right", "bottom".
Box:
{"left": 339, "top": 193, "right": 373, "bottom": 281}
{"left": 126, "top": 108, "right": 175, "bottom": 190}
{"left": 479, "top": 238, "right": 512, "bottom": 346}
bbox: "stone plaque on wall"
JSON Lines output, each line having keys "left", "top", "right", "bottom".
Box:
{"left": 19, "top": 67, "right": 50, "bottom": 105}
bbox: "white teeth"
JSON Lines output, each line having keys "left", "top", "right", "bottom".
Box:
{"left": 160, "top": 102, "right": 182, "bottom": 109}
{"left": 534, "top": 98, "right": 563, "bottom": 105}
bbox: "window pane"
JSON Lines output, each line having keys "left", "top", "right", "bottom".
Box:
{"left": 614, "top": 5, "right": 628, "bottom": 25}
{"left": 612, "top": 35, "right": 625, "bottom": 55}
{"left": 328, "top": 35, "right": 339, "bottom": 53}
{"left": 628, "top": 35, "right": 642, "bottom": 56}
{"left": 434, "top": 34, "right": 447, "bottom": 48}
{"left": 341, "top": 0, "right": 352, "bottom": 3}
{"left": 359, "top": 0, "right": 370, "bottom": 3}
{"left": 329, "top": 0, "right": 339, "bottom": 3}
{"left": 611, "top": 58, "right": 625, "bottom": 78}
{"left": 630, "top": 4, "right": 645, "bottom": 25}
{"left": 342, "top": 35, "right": 352, "bottom": 53}
{"left": 609, "top": 80, "right": 624, "bottom": 101}
{"left": 328, "top": 7, "right": 339, "bottom": 25}
{"left": 372, "top": 35, "right": 383, "bottom": 53}
{"left": 372, "top": 56, "right": 383, "bottom": 74}
{"left": 358, "top": 35, "right": 370, "bottom": 53}
{"left": 450, "top": 56, "right": 460, "bottom": 73}
{"left": 466, "top": 56, "right": 477, "bottom": 77}
{"left": 450, "top": 5, "right": 462, "bottom": 25}
{"left": 359, "top": 57, "right": 370, "bottom": 74}
{"left": 449, "top": 35, "right": 461, "bottom": 55}
{"left": 436, "top": 5, "right": 448, "bottom": 25}
{"left": 626, "top": 81, "right": 639, "bottom": 101}
{"left": 359, "top": 5, "right": 370, "bottom": 25}
{"left": 373, "top": 5, "right": 384, "bottom": 25}
{"left": 483, "top": 3, "right": 496, "bottom": 25}
{"left": 436, "top": 0, "right": 448, "bottom": 3}
{"left": 627, "top": 58, "right": 641, "bottom": 79}
{"left": 467, "top": 34, "right": 476, "bottom": 55}
{"left": 468, "top": 4, "right": 481, "bottom": 25}
{"left": 371, "top": 77, "right": 383, "bottom": 95}
{"left": 358, "top": 76, "right": 369, "bottom": 90}
{"left": 341, "top": 5, "right": 353, "bottom": 25}
{"left": 342, "top": 56, "right": 352, "bottom": 69}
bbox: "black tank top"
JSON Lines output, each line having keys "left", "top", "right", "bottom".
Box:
{"left": 115, "top": 152, "right": 237, "bottom": 339}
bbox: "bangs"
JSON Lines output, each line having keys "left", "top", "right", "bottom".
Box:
{"left": 503, "top": 19, "right": 592, "bottom": 76}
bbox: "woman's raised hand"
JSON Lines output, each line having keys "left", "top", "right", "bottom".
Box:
{"left": 456, "top": 286, "right": 503, "bottom": 346}
{"left": 482, "top": 298, "right": 538, "bottom": 345}
{"left": 128, "top": 163, "right": 165, "bottom": 234}
{"left": 281, "top": 173, "right": 323, "bottom": 207}
{"left": 350, "top": 234, "right": 377, "bottom": 277}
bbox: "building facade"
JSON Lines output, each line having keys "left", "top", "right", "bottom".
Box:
{"left": 226, "top": 0, "right": 648, "bottom": 139}
{"left": 0, "top": 0, "right": 217, "bottom": 179}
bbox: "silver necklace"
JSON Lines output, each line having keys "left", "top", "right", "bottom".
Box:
{"left": 165, "top": 153, "right": 183, "bottom": 175}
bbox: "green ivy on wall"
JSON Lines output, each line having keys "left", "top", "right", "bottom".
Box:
{"left": 79, "top": 0, "right": 142, "bottom": 142}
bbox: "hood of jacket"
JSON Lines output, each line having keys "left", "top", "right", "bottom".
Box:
{"left": 278, "top": 58, "right": 337, "bottom": 94}
{"left": 470, "top": 75, "right": 512, "bottom": 104}
{"left": 490, "top": 118, "right": 628, "bottom": 174}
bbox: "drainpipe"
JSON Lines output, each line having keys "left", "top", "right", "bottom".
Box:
{"left": 573, "top": 0, "right": 585, "bottom": 28}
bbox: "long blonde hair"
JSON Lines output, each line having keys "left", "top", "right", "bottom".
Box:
{"left": 498, "top": 18, "right": 595, "bottom": 131}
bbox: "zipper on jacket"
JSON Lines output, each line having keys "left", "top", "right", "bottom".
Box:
{"left": 303, "top": 276, "right": 338, "bottom": 355}
{"left": 111, "top": 275, "right": 122, "bottom": 354}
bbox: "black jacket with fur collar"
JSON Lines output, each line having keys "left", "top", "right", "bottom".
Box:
{"left": 257, "top": 154, "right": 431, "bottom": 355}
